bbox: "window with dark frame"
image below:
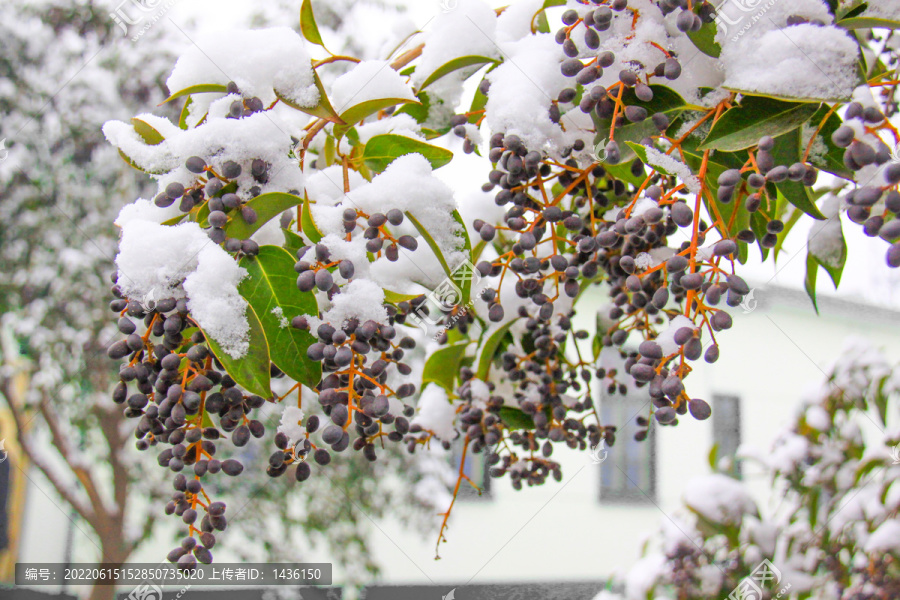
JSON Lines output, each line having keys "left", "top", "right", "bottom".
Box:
{"left": 712, "top": 394, "right": 742, "bottom": 478}
{"left": 450, "top": 441, "right": 492, "bottom": 501}
{"left": 599, "top": 393, "right": 656, "bottom": 504}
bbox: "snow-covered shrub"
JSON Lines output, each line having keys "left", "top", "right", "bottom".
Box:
{"left": 100, "top": 0, "right": 900, "bottom": 562}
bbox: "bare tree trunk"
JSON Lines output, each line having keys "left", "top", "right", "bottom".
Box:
{"left": 88, "top": 514, "right": 132, "bottom": 600}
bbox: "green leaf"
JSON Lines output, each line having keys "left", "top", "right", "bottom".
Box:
{"left": 418, "top": 55, "right": 499, "bottom": 91}
{"left": 162, "top": 83, "right": 228, "bottom": 104}
{"left": 335, "top": 97, "right": 421, "bottom": 137}
{"left": 681, "top": 138, "right": 752, "bottom": 260}
{"left": 161, "top": 213, "right": 187, "bottom": 226}
{"left": 624, "top": 142, "right": 683, "bottom": 178}
{"left": 700, "top": 97, "right": 821, "bottom": 152}
{"left": 276, "top": 69, "right": 342, "bottom": 123}
{"left": 804, "top": 252, "right": 820, "bottom": 314}
{"left": 422, "top": 341, "right": 470, "bottom": 393}
{"left": 362, "top": 134, "right": 453, "bottom": 173}
{"left": 451, "top": 209, "right": 473, "bottom": 304}
{"left": 178, "top": 97, "right": 193, "bottom": 130}
{"left": 132, "top": 118, "right": 165, "bottom": 145}
{"left": 300, "top": 0, "right": 327, "bottom": 48}
{"left": 405, "top": 211, "right": 452, "bottom": 279}
{"left": 708, "top": 443, "right": 720, "bottom": 470}
{"left": 384, "top": 289, "right": 421, "bottom": 304}
{"left": 592, "top": 85, "right": 687, "bottom": 153}
{"left": 203, "top": 304, "right": 271, "bottom": 398}
{"left": 476, "top": 318, "right": 519, "bottom": 380}
{"left": 809, "top": 221, "right": 847, "bottom": 290}
{"left": 687, "top": 20, "right": 721, "bottom": 58}
{"left": 837, "top": 15, "right": 900, "bottom": 29}
{"left": 225, "top": 192, "right": 304, "bottom": 240}
{"left": 498, "top": 406, "right": 536, "bottom": 430}
{"left": 282, "top": 228, "right": 304, "bottom": 256}
{"left": 395, "top": 91, "right": 431, "bottom": 124}
{"left": 301, "top": 193, "right": 323, "bottom": 244}
{"left": 770, "top": 129, "right": 826, "bottom": 220}
{"left": 805, "top": 105, "right": 854, "bottom": 180}
{"left": 238, "top": 246, "right": 321, "bottom": 388}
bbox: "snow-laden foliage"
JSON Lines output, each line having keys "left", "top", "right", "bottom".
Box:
{"left": 0, "top": 0, "right": 440, "bottom": 582}
{"left": 594, "top": 338, "right": 900, "bottom": 600}
{"left": 101, "top": 0, "right": 900, "bottom": 562}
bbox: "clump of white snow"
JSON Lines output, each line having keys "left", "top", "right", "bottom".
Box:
{"left": 166, "top": 27, "right": 318, "bottom": 107}
{"left": 683, "top": 474, "right": 758, "bottom": 526}
{"left": 412, "top": 384, "right": 458, "bottom": 440}
{"left": 183, "top": 245, "right": 250, "bottom": 359}
{"left": 413, "top": 0, "right": 499, "bottom": 89}
{"left": 722, "top": 25, "right": 859, "bottom": 101}
{"left": 864, "top": 519, "right": 900, "bottom": 553}
{"left": 643, "top": 147, "right": 701, "bottom": 194}
{"left": 115, "top": 218, "right": 249, "bottom": 358}
{"left": 321, "top": 279, "right": 388, "bottom": 327}
{"left": 808, "top": 196, "right": 844, "bottom": 268}
{"left": 278, "top": 406, "right": 306, "bottom": 446}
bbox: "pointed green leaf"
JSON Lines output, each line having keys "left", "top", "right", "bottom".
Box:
{"left": 225, "top": 192, "right": 304, "bottom": 239}
{"left": 162, "top": 83, "right": 228, "bottom": 104}
{"left": 624, "top": 142, "right": 683, "bottom": 178}
{"left": 700, "top": 97, "right": 820, "bottom": 152}
{"left": 362, "top": 134, "right": 454, "bottom": 173}
{"left": 451, "top": 209, "right": 473, "bottom": 304}
{"left": 384, "top": 289, "right": 421, "bottom": 304}
{"left": 805, "top": 105, "right": 853, "bottom": 180}
{"left": 178, "top": 97, "right": 193, "bottom": 130}
{"left": 238, "top": 246, "right": 321, "bottom": 388}
{"left": 770, "top": 129, "right": 826, "bottom": 220}
{"left": 282, "top": 228, "right": 304, "bottom": 256}
{"left": 300, "top": 0, "right": 327, "bottom": 48}
{"left": 687, "top": 20, "right": 721, "bottom": 58}
{"left": 203, "top": 304, "right": 272, "bottom": 398}
{"left": 837, "top": 15, "right": 900, "bottom": 29}
{"left": 405, "top": 211, "right": 452, "bottom": 279}
{"left": 131, "top": 118, "right": 165, "bottom": 145}
{"left": 336, "top": 97, "right": 421, "bottom": 136}
{"left": 498, "top": 406, "right": 537, "bottom": 430}
{"left": 422, "top": 341, "right": 470, "bottom": 393}
{"left": 301, "top": 193, "right": 323, "bottom": 244}
{"left": 476, "top": 318, "right": 519, "bottom": 380}
{"left": 418, "top": 55, "right": 499, "bottom": 91}
{"left": 276, "top": 69, "right": 342, "bottom": 122}
{"left": 592, "top": 85, "right": 687, "bottom": 152}
{"left": 804, "top": 252, "right": 820, "bottom": 313}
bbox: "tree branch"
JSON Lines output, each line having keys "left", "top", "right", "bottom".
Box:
{"left": 0, "top": 377, "right": 97, "bottom": 529}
